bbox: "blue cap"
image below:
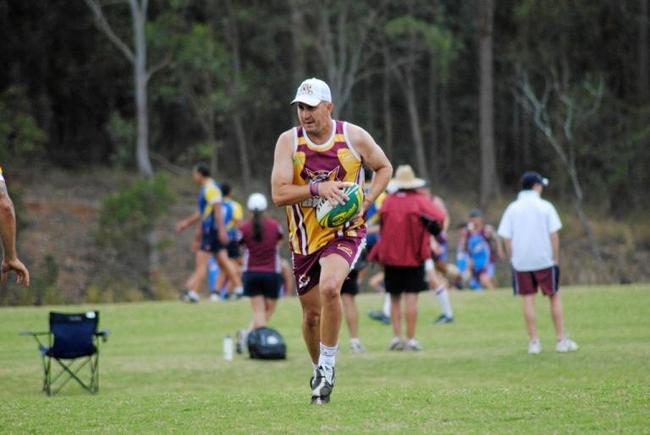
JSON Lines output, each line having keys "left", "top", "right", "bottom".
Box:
{"left": 521, "top": 171, "right": 549, "bottom": 190}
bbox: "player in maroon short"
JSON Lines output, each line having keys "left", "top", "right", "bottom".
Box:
{"left": 513, "top": 266, "right": 560, "bottom": 296}
{"left": 271, "top": 78, "right": 392, "bottom": 404}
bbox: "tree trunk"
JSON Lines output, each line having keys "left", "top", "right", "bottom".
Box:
{"left": 289, "top": 0, "right": 306, "bottom": 87}
{"left": 440, "top": 84, "right": 453, "bottom": 178}
{"left": 225, "top": 0, "right": 251, "bottom": 190}
{"left": 130, "top": 0, "right": 153, "bottom": 178}
{"left": 638, "top": 0, "right": 649, "bottom": 103}
{"left": 478, "top": 0, "right": 498, "bottom": 207}
{"left": 428, "top": 54, "right": 439, "bottom": 183}
{"left": 403, "top": 70, "right": 429, "bottom": 180}
{"left": 382, "top": 44, "right": 394, "bottom": 160}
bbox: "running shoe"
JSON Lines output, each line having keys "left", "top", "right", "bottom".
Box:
{"left": 556, "top": 338, "right": 578, "bottom": 353}
{"left": 405, "top": 339, "right": 423, "bottom": 352}
{"left": 528, "top": 339, "right": 542, "bottom": 355}
{"left": 311, "top": 366, "right": 335, "bottom": 405}
{"left": 388, "top": 336, "right": 405, "bottom": 351}
{"left": 433, "top": 314, "right": 454, "bottom": 324}
{"left": 368, "top": 310, "right": 391, "bottom": 324}
{"left": 349, "top": 339, "right": 367, "bottom": 354}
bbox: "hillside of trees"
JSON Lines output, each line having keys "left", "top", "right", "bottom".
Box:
{"left": 1, "top": 0, "right": 648, "bottom": 303}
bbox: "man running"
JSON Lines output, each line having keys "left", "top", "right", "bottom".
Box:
{"left": 271, "top": 78, "right": 392, "bottom": 404}
{"left": 0, "top": 166, "right": 30, "bottom": 286}
{"left": 176, "top": 164, "right": 242, "bottom": 302}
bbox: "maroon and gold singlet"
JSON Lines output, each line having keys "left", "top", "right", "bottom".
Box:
{"left": 287, "top": 120, "right": 366, "bottom": 255}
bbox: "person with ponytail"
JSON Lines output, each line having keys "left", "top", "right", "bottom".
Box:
{"left": 236, "top": 193, "right": 285, "bottom": 353}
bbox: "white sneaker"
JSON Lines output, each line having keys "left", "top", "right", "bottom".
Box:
{"left": 186, "top": 290, "right": 200, "bottom": 303}
{"left": 349, "top": 339, "right": 366, "bottom": 354}
{"left": 405, "top": 338, "right": 423, "bottom": 352}
{"left": 388, "top": 336, "right": 404, "bottom": 351}
{"left": 209, "top": 293, "right": 220, "bottom": 302}
{"left": 556, "top": 338, "right": 579, "bottom": 353}
{"left": 528, "top": 339, "right": 542, "bottom": 354}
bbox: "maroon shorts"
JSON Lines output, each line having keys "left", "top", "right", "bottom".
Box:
{"left": 292, "top": 236, "right": 366, "bottom": 296}
{"left": 512, "top": 265, "right": 560, "bottom": 296}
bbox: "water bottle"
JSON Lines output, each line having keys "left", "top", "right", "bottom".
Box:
{"left": 223, "top": 335, "right": 233, "bottom": 361}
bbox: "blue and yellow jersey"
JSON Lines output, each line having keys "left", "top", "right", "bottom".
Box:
{"left": 222, "top": 199, "right": 244, "bottom": 241}
{"left": 198, "top": 178, "right": 223, "bottom": 232}
{"left": 365, "top": 191, "right": 386, "bottom": 246}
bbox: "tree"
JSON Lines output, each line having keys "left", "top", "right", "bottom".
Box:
{"left": 385, "top": 9, "right": 458, "bottom": 181}
{"left": 83, "top": 0, "right": 169, "bottom": 178}
{"left": 516, "top": 70, "right": 604, "bottom": 261}
{"left": 310, "top": 0, "right": 387, "bottom": 116}
{"left": 477, "top": 0, "right": 498, "bottom": 207}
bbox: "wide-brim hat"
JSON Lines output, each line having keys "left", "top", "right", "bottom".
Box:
{"left": 390, "top": 165, "right": 427, "bottom": 190}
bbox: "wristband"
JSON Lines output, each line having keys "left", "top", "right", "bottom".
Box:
{"left": 309, "top": 181, "right": 320, "bottom": 197}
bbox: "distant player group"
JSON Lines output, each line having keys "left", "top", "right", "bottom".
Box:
{"left": 171, "top": 77, "right": 578, "bottom": 405}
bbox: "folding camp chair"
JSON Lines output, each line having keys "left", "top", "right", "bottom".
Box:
{"left": 21, "top": 311, "right": 109, "bottom": 396}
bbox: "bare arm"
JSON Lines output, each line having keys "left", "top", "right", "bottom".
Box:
{"left": 502, "top": 237, "right": 512, "bottom": 263}
{"left": 347, "top": 124, "right": 393, "bottom": 210}
{"left": 550, "top": 231, "right": 560, "bottom": 264}
{"left": 175, "top": 211, "right": 201, "bottom": 232}
{"left": 0, "top": 180, "right": 29, "bottom": 286}
{"left": 213, "top": 203, "right": 228, "bottom": 245}
{"left": 0, "top": 180, "right": 17, "bottom": 261}
{"left": 271, "top": 130, "right": 348, "bottom": 207}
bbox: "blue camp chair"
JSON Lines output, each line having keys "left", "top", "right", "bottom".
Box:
{"left": 21, "top": 311, "right": 109, "bottom": 396}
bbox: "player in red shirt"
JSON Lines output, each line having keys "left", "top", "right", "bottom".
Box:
{"left": 369, "top": 165, "right": 446, "bottom": 351}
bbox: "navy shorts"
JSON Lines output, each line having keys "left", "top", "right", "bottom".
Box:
{"left": 227, "top": 240, "right": 241, "bottom": 259}
{"left": 341, "top": 269, "right": 360, "bottom": 296}
{"left": 384, "top": 265, "right": 427, "bottom": 294}
{"left": 201, "top": 230, "right": 224, "bottom": 253}
{"left": 243, "top": 271, "right": 282, "bottom": 299}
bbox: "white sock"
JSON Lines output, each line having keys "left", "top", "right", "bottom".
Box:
{"left": 382, "top": 293, "right": 391, "bottom": 317}
{"left": 350, "top": 337, "right": 360, "bottom": 345}
{"left": 234, "top": 286, "right": 244, "bottom": 295}
{"left": 318, "top": 343, "right": 338, "bottom": 369}
{"left": 435, "top": 286, "right": 453, "bottom": 318}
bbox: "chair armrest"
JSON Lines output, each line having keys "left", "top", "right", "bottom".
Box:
{"left": 95, "top": 329, "right": 110, "bottom": 342}
{"left": 19, "top": 331, "right": 49, "bottom": 336}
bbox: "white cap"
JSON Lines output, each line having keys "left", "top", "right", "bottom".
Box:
{"left": 291, "top": 78, "right": 332, "bottom": 106}
{"left": 247, "top": 193, "right": 268, "bottom": 212}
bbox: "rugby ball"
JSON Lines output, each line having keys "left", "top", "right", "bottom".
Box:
{"left": 316, "top": 183, "right": 364, "bottom": 228}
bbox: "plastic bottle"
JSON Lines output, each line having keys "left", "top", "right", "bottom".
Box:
{"left": 223, "top": 335, "right": 234, "bottom": 361}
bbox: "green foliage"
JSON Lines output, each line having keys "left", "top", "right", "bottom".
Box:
{"left": 106, "top": 111, "right": 135, "bottom": 168}
{"left": 1, "top": 288, "right": 649, "bottom": 431}
{"left": 0, "top": 86, "right": 46, "bottom": 163}
{"left": 0, "top": 254, "right": 62, "bottom": 306}
{"left": 92, "top": 174, "right": 175, "bottom": 300}
{"left": 385, "top": 14, "right": 460, "bottom": 82}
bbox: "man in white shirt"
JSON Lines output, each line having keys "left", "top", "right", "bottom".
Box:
{"left": 497, "top": 171, "right": 578, "bottom": 355}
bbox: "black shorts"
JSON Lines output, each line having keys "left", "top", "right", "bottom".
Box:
{"left": 201, "top": 230, "right": 224, "bottom": 253}
{"left": 243, "top": 271, "right": 281, "bottom": 299}
{"left": 384, "top": 265, "right": 427, "bottom": 294}
{"left": 227, "top": 240, "right": 241, "bottom": 259}
{"left": 341, "top": 269, "right": 359, "bottom": 296}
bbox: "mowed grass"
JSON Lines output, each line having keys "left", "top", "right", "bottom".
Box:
{"left": 0, "top": 285, "right": 649, "bottom": 434}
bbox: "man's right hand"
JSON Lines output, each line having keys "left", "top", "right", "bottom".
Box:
{"left": 175, "top": 220, "right": 187, "bottom": 232}
{"left": 318, "top": 181, "right": 351, "bottom": 206}
{"left": 1, "top": 257, "right": 30, "bottom": 287}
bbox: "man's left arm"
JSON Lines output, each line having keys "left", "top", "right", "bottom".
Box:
{"left": 550, "top": 232, "right": 560, "bottom": 265}
{"left": 347, "top": 124, "right": 393, "bottom": 212}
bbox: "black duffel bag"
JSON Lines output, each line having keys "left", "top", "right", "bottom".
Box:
{"left": 247, "top": 327, "right": 287, "bottom": 360}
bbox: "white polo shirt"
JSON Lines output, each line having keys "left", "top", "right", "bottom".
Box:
{"left": 497, "top": 190, "right": 562, "bottom": 272}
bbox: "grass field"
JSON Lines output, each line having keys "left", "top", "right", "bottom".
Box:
{"left": 1, "top": 285, "right": 649, "bottom": 433}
